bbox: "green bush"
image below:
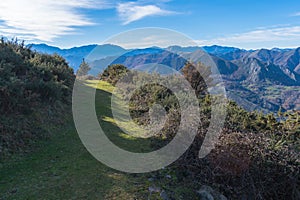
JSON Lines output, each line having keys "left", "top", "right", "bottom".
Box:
{"left": 99, "top": 64, "right": 129, "bottom": 86}
{"left": 104, "top": 63, "right": 299, "bottom": 199}
{"left": 0, "top": 39, "right": 75, "bottom": 156}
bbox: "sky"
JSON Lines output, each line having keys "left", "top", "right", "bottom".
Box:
{"left": 1, "top": 0, "right": 300, "bottom": 49}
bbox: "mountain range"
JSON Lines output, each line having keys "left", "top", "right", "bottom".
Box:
{"left": 29, "top": 43, "right": 300, "bottom": 113}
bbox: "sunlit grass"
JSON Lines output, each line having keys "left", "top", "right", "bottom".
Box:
{"left": 85, "top": 80, "right": 115, "bottom": 93}
{"left": 87, "top": 80, "right": 152, "bottom": 139}
{"left": 0, "top": 80, "right": 199, "bottom": 200}
{"left": 0, "top": 80, "right": 151, "bottom": 200}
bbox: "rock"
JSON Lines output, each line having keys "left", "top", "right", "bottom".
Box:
{"left": 148, "top": 186, "right": 162, "bottom": 200}
{"left": 148, "top": 177, "right": 155, "bottom": 182}
{"left": 197, "top": 190, "right": 214, "bottom": 200}
{"left": 160, "top": 190, "right": 170, "bottom": 200}
{"left": 148, "top": 186, "right": 161, "bottom": 193}
{"left": 197, "top": 185, "right": 227, "bottom": 200}
{"left": 165, "top": 174, "right": 172, "bottom": 179}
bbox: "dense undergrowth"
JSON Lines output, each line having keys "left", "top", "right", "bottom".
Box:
{"left": 101, "top": 64, "right": 300, "bottom": 199}
{"left": 0, "top": 39, "right": 75, "bottom": 157}
{"left": 1, "top": 41, "right": 299, "bottom": 199}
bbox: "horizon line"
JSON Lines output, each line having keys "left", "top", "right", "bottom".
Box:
{"left": 27, "top": 42, "right": 298, "bottom": 51}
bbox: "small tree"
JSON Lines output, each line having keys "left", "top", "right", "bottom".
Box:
{"left": 76, "top": 59, "right": 91, "bottom": 77}
{"left": 100, "top": 64, "right": 129, "bottom": 86}
{"left": 181, "top": 62, "right": 212, "bottom": 98}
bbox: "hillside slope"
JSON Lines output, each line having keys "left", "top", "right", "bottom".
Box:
{"left": 30, "top": 44, "right": 300, "bottom": 112}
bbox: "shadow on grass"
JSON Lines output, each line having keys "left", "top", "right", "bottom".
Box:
{"left": 0, "top": 122, "right": 151, "bottom": 199}
{"left": 0, "top": 81, "right": 156, "bottom": 199}
{"left": 95, "top": 85, "right": 164, "bottom": 153}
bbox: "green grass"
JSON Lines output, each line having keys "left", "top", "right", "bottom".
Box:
{"left": 0, "top": 80, "right": 198, "bottom": 200}
{"left": 0, "top": 80, "right": 152, "bottom": 200}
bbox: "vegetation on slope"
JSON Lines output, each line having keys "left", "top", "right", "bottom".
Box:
{"left": 0, "top": 81, "right": 153, "bottom": 200}
{"left": 0, "top": 43, "right": 299, "bottom": 199}
{"left": 100, "top": 64, "right": 299, "bottom": 199}
{"left": 0, "top": 39, "right": 75, "bottom": 156}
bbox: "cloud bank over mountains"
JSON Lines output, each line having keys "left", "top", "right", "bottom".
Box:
{"left": 0, "top": 0, "right": 176, "bottom": 41}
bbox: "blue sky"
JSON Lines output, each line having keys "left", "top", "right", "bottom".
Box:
{"left": 1, "top": 0, "right": 300, "bottom": 49}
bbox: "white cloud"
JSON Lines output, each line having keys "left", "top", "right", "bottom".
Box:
{"left": 291, "top": 12, "right": 300, "bottom": 16}
{"left": 197, "top": 26, "right": 300, "bottom": 49}
{"left": 106, "top": 28, "right": 196, "bottom": 49}
{"left": 0, "top": 0, "right": 110, "bottom": 41}
{"left": 117, "top": 2, "right": 175, "bottom": 25}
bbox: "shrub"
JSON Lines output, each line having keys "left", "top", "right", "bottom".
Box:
{"left": 100, "top": 62, "right": 299, "bottom": 199}
{"left": 0, "top": 39, "right": 75, "bottom": 156}
{"left": 100, "top": 64, "right": 129, "bottom": 86}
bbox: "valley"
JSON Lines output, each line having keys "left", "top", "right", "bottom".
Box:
{"left": 31, "top": 44, "right": 300, "bottom": 112}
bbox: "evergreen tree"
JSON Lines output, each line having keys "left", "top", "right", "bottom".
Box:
{"left": 76, "top": 59, "right": 91, "bottom": 76}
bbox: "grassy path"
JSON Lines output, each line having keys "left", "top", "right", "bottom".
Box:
{"left": 0, "top": 81, "right": 154, "bottom": 200}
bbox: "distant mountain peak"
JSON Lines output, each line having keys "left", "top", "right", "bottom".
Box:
{"left": 30, "top": 43, "right": 300, "bottom": 112}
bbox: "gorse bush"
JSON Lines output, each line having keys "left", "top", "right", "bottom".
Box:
{"left": 100, "top": 63, "right": 299, "bottom": 199}
{"left": 99, "top": 64, "right": 129, "bottom": 86}
{"left": 0, "top": 39, "right": 75, "bottom": 156}
{"left": 0, "top": 39, "right": 74, "bottom": 114}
